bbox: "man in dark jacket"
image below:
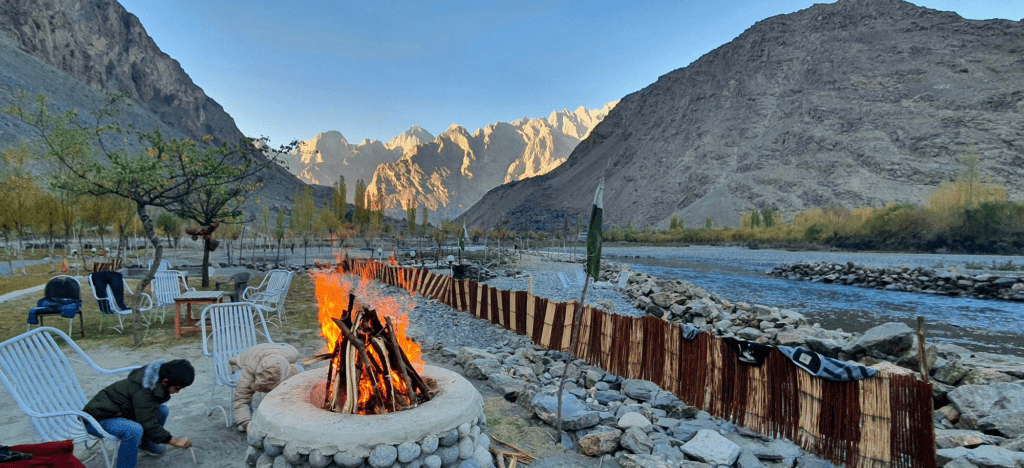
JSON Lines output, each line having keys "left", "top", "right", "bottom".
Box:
{"left": 83, "top": 359, "right": 194, "bottom": 467}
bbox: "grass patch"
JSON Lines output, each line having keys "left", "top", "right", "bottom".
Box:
{"left": 0, "top": 271, "right": 323, "bottom": 351}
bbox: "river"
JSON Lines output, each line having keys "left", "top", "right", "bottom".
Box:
{"left": 602, "top": 246, "right": 1024, "bottom": 356}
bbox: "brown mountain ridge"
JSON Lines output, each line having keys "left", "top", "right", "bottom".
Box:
{"left": 461, "top": 0, "right": 1024, "bottom": 232}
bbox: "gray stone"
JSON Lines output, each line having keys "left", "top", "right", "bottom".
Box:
{"left": 932, "top": 357, "right": 970, "bottom": 385}
{"left": 263, "top": 439, "right": 284, "bottom": 457}
{"left": 617, "top": 412, "right": 652, "bottom": 430}
{"left": 672, "top": 419, "right": 721, "bottom": 441}
{"left": 472, "top": 445, "right": 493, "bottom": 468}
{"left": 578, "top": 428, "right": 622, "bottom": 456}
{"left": 404, "top": 460, "right": 423, "bottom": 468}
{"left": 617, "top": 453, "right": 675, "bottom": 468}
{"left": 464, "top": 359, "right": 503, "bottom": 380}
{"left": 369, "top": 444, "right": 398, "bottom": 468}
{"left": 476, "top": 432, "right": 489, "bottom": 449}
{"left": 1000, "top": 435, "right": 1024, "bottom": 451}
{"left": 458, "top": 436, "right": 475, "bottom": 459}
{"left": 245, "top": 446, "right": 261, "bottom": 467}
{"left": 420, "top": 434, "right": 440, "bottom": 454}
{"left": 458, "top": 460, "right": 480, "bottom": 468}
{"left": 621, "top": 379, "right": 660, "bottom": 401}
{"left": 457, "top": 347, "right": 498, "bottom": 366}
{"left": 936, "top": 446, "right": 1024, "bottom": 468}
{"left": 256, "top": 453, "right": 274, "bottom": 468}
{"left": 283, "top": 443, "right": 304, "bottom": 464}
{"left": 423, "top": 455, "right": 442, "bottom": 468}
{"left": 530, "top": 391, "right": 600, "bottom": 430}
{"left": 596, "top": 390, "right": 625, "bottom": 404}
{"left": 737, "top": 327, "right": 763, "bottom": 340}
{"left": 397, "top": 441, "right": 421, "bottom": 463}
{"left": 308, "top": 449, "right": 332, "bottom": 468}
{"left": 487, "top": 373, "right": 528, "bottom": 400}
{"left": 648, "top": 390, "right": 682, "bottom": 411}
{"left": 271, "top": 455, "right": 289, "bottom": 468}
{"left": 437, "top": 444, "right": 461, "bottom": 466}
{"left": 736, "top": 449, "right": 765, "bottom": 468}
{"left": 948, "top": 383, "right": 1024, "bottom": 428}
{"left": 248, "top": 431, "right": 266, "bottom": 448}
{"left": 841, "top": 322, "right": 914, "bottom": 356}
{"left": 978, "top": 411, "right": 1024, "bottom": 438}
{"left": 334, "top": 451, "right": 364, "bottom": 468}
{"left": 935, "top": 429, "right": 1006, "bottom": 449}
{"left": 943, "top": 458, "right": 979, "bottom": 468}
{"left": 619, "top": 426, "right": 655, "bottom": 455}
{"left": 804, "top": 336, "right": 846, "bottom": 358}
{"left": 441, "top": 429, "right": 460, "bottom": 447}
{"left": 681, "top": 429, "right": 741, "bottom": 466}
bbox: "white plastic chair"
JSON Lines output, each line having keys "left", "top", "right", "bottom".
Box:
{"left": 88, "top": 272, "right": 153, "bottom": 333}
{"left": 147, "top": 259, "right": 171, "bottom": 271}
{"left": 150, "top": 270, "right": 194, "bottom": 324}
{"left": 241, "top": 269, "right": 294, "bottom": 325}
{"left": 0, "top": 327, "right": 140, "bottom": 468}
{"left": 200, "top": 302, "right": 275, "bottom": 427}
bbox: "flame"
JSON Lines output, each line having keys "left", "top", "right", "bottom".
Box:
{"left": 313, "top": 263, "right": 426, "bottom": 414}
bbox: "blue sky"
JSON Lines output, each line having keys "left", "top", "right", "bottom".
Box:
{"left": 119, "top": 1, "right": 1023, "bottom": 147}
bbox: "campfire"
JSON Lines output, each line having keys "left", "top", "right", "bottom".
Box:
{"left": 305, "top": 272, "right": 432, "bottom": 415}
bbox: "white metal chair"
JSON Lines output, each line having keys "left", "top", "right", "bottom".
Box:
{"left": 150, "top": 270, "right": 194, "bottom": 324}
{"left": 241, "top": 269, "right": 294, "bottom": 325}
{"left": 88, "top": 271, "right": 153, "bottom": 333}
{"left": 0, "top": 327, "right": 140, "bottom": 468}
{"left": 200, "top": 302, "right": 275, "bottom": 427}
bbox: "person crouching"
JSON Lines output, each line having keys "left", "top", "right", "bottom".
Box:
{"left": 230, "top": 343, "right": 300, "bottom": 432}
{"left": 82, "top": 359, "right": 194, "bottom": 467}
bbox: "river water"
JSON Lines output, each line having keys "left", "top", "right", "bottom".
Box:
{"left": 602, "top": 246, "right": 1024, "bottom": 356}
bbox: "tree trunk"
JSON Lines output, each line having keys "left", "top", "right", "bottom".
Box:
{"left": 202, "top": 237, "right": 212, "bottom": 287}
{"left": 136, "top": 203, "right": 164, "bottom": 346}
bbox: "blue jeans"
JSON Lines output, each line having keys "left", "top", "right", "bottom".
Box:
{"left": 85, "top": 405, "right": 168, "bottom": 468}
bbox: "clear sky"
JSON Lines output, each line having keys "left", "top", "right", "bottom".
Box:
{"left": 119, "top": 0, "right": 1023, "bottom": 147}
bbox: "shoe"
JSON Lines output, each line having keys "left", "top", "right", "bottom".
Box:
{"left": 139, "top": 441, "right": 166, "bottom": 456}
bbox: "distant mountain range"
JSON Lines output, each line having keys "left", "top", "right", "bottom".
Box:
{"left": 462, "top": 0, "right": 1024, "bottom": 232}
{"left": 283, "top": 103, "right": 615, "bottom": 219}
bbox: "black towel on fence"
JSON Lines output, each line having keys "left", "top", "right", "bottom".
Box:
{"left": 777, "top": 346, "right": 878, "bottom": 381}
{"left": 90, "top": 271, "right": 127, "bottom": 314}
{"left": 723, "top": 337, "right": 774, "bottom": 366}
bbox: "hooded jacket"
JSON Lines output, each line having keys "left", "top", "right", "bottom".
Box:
{"left": 82, "top": 360, "right": 174, "bottom": 444}
{"left": 229, "top": 343, "right": 300, "bottom": 426}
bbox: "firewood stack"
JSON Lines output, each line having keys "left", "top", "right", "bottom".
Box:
{"left": 305, "top": 294, "right": 432, "bottom": 415}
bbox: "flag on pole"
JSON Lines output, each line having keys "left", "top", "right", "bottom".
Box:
{"left": 585, "top": 179, "right": 604, "bottom": 279}
{"left": 459, "top": 221, "right": 468, "bottom": 252}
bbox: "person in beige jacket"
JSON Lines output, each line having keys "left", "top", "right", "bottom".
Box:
{"left": 229, "top": 343, "right": 300, "bottom": 431}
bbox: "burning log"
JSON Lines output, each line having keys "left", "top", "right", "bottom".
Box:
{"left": 313, "top": 293, "right": 432, "bottom": 415}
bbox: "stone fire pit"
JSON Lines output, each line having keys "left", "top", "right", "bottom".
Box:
{"left": 245, "top": 365, "right": 490, "bottom": 468}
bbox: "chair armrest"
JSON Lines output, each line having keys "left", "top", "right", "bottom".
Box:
{"left": 137, "top": 292, "right": 154, "bottom": 311}
{"left": 241, "top": 286, "right": 259, "bottom": 301}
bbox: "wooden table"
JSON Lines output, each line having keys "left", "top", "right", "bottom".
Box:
{"left": 174, "top": 291, "right": 226, "bottom": 339}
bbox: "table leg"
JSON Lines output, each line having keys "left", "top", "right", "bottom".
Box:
{"left": 175, "top": 302, "right": 182, "bottom": 340}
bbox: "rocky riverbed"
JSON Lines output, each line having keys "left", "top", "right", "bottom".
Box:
{"left": 770, "top": 261, "right": 1024, "bottom": 302}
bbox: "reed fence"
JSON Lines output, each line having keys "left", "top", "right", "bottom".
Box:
{"left": 337, "top": 260, "right": 935, "bottom": 468}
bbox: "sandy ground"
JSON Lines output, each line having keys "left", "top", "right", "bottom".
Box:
{"left": 0, "top": 251, "right": 594, "bottom": 467}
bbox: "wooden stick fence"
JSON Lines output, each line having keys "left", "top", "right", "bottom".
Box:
{"left": 334, "top": 260, "right": 936, "bottom": 468}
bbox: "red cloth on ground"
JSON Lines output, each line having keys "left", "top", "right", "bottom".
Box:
{"left": 5, "top": 441, "right": 85, "bottom": 468}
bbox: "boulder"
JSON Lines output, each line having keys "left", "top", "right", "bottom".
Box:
{"left": 577, "top": 428, "right": 621, "bottom": 457}
{"left": 842, "top": 322, "right": 914, "bottom": 357}
{"left": 932, "top": 357, "right": 970, "bottom": 385}
{"left": 457, "top": 348, "right": 498, "bottom": 366}
{"left": 487, "top": 373, "right": 530, "bottom": 401}
{"left": 619, "top": 426, "right": 654, "bottom": 455}
{"left": 935, "top": 429, "right": 1005, "bottom": 449}
{"left": 948, "top": 383, "right": 1024, "bottom": 428}
{"left": 530, "top": 391, "right": 599, "bottom": 431}
{"left": 617, "top": 453, "right": 676, "bottom": 468}
{"left": 681, "top": 429, "right": 741, "bottom": 466}
{"left": 464, "top": 359, "right": 503, "bottom": 380}
{"left": 977, "top": 411, "right": 1024, "bottom": 438}
{"left": 621, "top": 379, "right": 660, "bottom": 402}
{"left": 936, "top": 445, "right": 1024, "bottom": 468}
{"left": 617, "top": 412, "right": 652, "bottom": 430}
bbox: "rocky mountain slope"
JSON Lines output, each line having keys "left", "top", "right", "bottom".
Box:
{"left": 368, "top": 104, "right": 615, "bottom": 219}
{"left": 461, "top": 0, "right": 1024, "bottom": 232}
{"left": 281, "top": 127, "right": 433, "bottom": 187}
{"left": 0, "top": 0, "right": 319, "bottom": 210}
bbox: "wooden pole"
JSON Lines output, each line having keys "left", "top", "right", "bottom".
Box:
{"left": 917, "top": 316, "right": 929, "bottom": 383}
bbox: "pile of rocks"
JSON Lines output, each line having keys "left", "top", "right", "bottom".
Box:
{"left": 447, "top": 344, "right": 813, "bottom": 468}
{"left": 769, "top": 262, "right": 1024, "bottom": 301}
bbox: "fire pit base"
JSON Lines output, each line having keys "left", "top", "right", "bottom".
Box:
{"left": 245, "top": 365, "right": 490, "bottom": 468}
